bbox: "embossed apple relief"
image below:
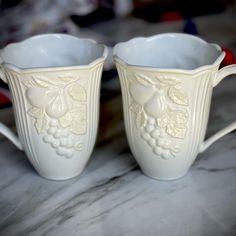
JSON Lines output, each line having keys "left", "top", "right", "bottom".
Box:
{"left": 23, "top": 75, "right": 87, "bottom": 158}
{"left": 129, "top": 74, "right": 189, "bottom": 159}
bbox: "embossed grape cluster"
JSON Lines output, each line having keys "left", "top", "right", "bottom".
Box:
{"left": 43, "top": 120, "right": 74, "bottom": 158}
{"left": 140, "top": 117, "right": 179, "bottom": 159}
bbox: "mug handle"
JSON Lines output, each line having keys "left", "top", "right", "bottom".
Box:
{"left": 199, "top": 64, "right": 236, "bottom": 153}
{"left": 0, "top": 64, "right": 23, "bottom": 150}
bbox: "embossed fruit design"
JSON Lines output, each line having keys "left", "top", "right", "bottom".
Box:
{"left": 130, "top": 74, "right": 169, "bottom": 119}
{"left": 26, "top": 88, "right": 54, "bottom": 108}
{"left": 45, "top": 90, "right": 68, "bottom": 118}
{"left": 23, "top": 75, "right": 87, "bottom": 158}
{"left": 140, "top": 118, "right": 179, "bottom": 159}
{"left": 129, "top": 82, "right": 153, "bottom": 105}
{"left": 144, "top": 91, "right": 168, "bottom": 117}
{"left": 129, "top": 73, "right": 189, "bottom": 159}
{"left": 42, "top": 120, "right": 82, "bottom": 158}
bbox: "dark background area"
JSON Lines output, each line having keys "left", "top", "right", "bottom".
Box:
{"left": 0, "top": 0, "right": 235, "bottom": 47}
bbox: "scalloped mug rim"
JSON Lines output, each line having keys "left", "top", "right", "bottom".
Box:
{"left": 0, "top": 33, "right": 108, "bottom": 73}
{"left": 113, "top": 33, "right": 225, "bottom": 74}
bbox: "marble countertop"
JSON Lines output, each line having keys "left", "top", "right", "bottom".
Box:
{"left": 1, "top": 12, "right": 236, "bottom": 236}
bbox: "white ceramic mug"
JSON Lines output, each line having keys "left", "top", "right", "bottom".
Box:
{"left": 114, "top": 33, "right": 236, "bottom": 180}
{"left": 0, "top": 34, "right": 107, "bottom": 180}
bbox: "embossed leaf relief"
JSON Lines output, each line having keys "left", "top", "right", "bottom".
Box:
{"left": 157, "top": 111, "right": 188, "bottom": 139}
{"left": 23, "top": 75, "right": 87, "bottom": 158}
{"left": 129, "top": 74, "right": 189, "bottom": 160}
{"left": 168, "top": 86, "right": 189, "bottom": 106}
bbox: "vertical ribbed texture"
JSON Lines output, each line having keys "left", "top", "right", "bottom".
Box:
{"left": 6, "top": 70, "right": 40, "bottom": 169}
{"left": 116, "top": 64, "right": 138, "bottom": 158}
{"left": 186, "top": 72, "right": 212, "bottom": 161}
{"left": 87, "top": 63, "right": 103, "bottom": 156}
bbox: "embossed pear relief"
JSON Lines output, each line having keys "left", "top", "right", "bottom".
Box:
{"left": 23, "top": 75, "right": 87, "bottom": 158}
{"left": 129, "top": 74, "right": 189, "bottom": 159}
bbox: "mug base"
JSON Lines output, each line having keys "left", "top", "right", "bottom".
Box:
{"left": 37, "top": 169, "right": 85, "bottom": 181}
{"left": 141, "top": 169, "right": 188, "bottom": 181}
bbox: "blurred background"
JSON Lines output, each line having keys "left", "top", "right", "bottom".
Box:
{"left": 0, "top": 0, "right": 235, "bottom": 47}
{"left": 0, "top": 0, "right": 236, "bottom": 143}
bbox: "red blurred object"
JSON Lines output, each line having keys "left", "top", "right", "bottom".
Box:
{"left": 221, "top": 47, "right": 236, "bottom": 67}
{"left": 0, "top": 90, "right": 11, "bottom": 107}
{"left": 160, "top": 11, "right": 183, "bottom": 22}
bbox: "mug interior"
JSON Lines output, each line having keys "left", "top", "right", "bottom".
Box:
{"left": 1, "top": 34, "right": 105, "bottom": 69}
{"left": 114, "top": 34, "right": 223, "bottom": 70}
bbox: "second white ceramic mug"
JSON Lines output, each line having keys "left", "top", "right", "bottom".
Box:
{"left": 114, "top": 33, "right": 236, "bottom": 180}
{"left": 0, "top": 34, "right": 107, "bottom": 180}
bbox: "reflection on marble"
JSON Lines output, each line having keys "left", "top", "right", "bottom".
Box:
{"left": 1, "top": 12, "right": 236, "bottom": 236}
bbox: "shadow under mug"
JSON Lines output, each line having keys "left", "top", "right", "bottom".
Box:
{"left": 0, "top": 34, "right": 108, "bottom": 180}
{"left": 114, "top": 33, "right": 236, "bottom": 180}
